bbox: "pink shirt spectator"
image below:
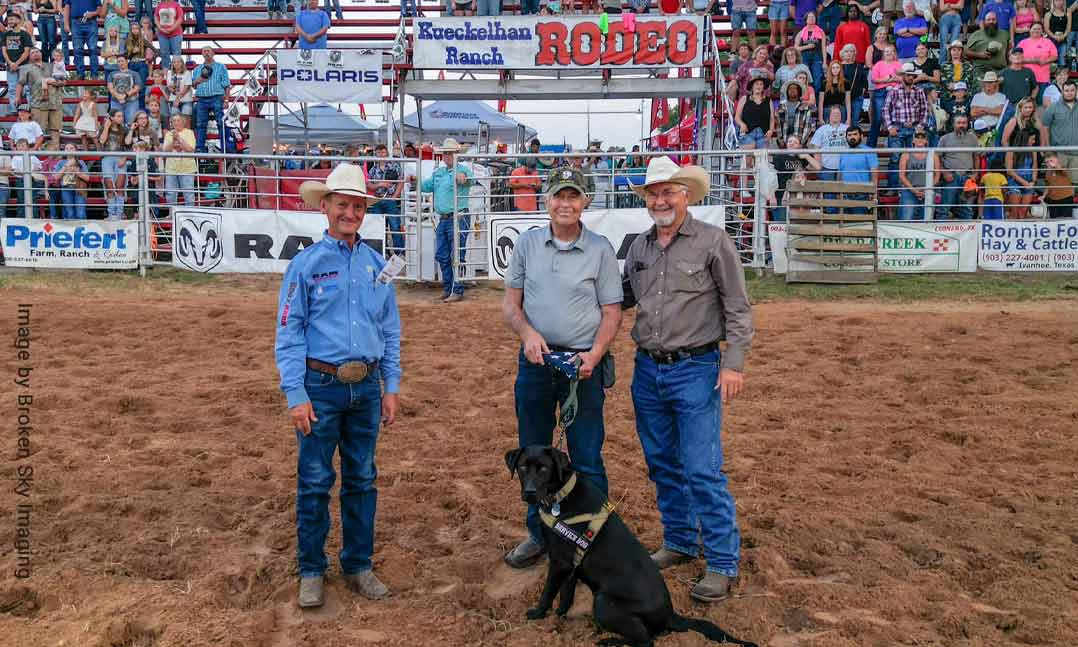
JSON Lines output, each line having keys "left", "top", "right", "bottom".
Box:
{"left": 870, "top": 60, "right": 903, "bottom": 89}
{"left": 1019, "top": 36, "right": 1058, "bottom": 83}
{"left": 154, "top": 1, "right": 185, "bottom": 37}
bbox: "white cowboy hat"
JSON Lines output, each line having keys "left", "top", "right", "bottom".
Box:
{"left": 434, "top": 137, "right": 468, "bottom": 153}
{"left": 298, "top": 162, "right": 380, "bottom": 209}
{"left": 630, "top": 156, "right": 710, "bottom": 204}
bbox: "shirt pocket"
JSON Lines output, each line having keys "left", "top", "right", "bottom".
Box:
{"left": 673, "top": 261, "right": 711, "bottom": 293}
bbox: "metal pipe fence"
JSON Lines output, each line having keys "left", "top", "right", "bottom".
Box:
{"left": 4, "top": 146, "right": 1077, "bottom": 276}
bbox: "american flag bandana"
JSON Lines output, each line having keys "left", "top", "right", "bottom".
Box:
{"left": 542, "top": 351, "right": 583, "bottom": 434}
{"left": 543, "top": 351, "right": 580, "bottom": 380}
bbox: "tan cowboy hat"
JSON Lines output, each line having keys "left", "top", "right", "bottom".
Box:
{"left": 630, "top": 156, "right": 710, "bottom": 204}
{"left": 298, "top": 162, "right": 380, "bottom": 209}
{"left": 434, "top": 137, "right": 468, "bottom": 153}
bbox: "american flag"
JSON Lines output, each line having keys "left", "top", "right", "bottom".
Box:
{"left": 543, "top": 352, "right": 580, "bottom": 380}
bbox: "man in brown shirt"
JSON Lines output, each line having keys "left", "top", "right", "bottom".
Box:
{"left": 622, "top": 156, "right": 753, "bottom": 603}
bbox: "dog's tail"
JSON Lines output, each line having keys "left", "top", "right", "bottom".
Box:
{"left": 668, "top": 614, "right": 759, "bottom": 646}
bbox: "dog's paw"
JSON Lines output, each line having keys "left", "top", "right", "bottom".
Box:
{"left": 526, "top": 607, "right": 549, "bottom": 620}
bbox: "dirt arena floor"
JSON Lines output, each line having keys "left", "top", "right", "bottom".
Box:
{"left": 2, "top": 275, "right": 1077, "bottom": 647}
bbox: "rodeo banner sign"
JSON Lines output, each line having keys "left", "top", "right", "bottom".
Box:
{"left": 1, "top": 219, "right": 139, "bottom": 269}
{"left": 487, "top": 206, "right": 724, "bottom": 278}
{"left": 413, "top": 16, "right": 706, "bottom": 69}
{"left": 276, "top": 49, "right": 383, "bottom": 104}
{"left": 978, "top": 220, "right": 1078, "bottom": 271}
{"left": 172, "top": 208, "right": 385, "bottom": 274}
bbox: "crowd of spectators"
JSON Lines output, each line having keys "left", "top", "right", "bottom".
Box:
{"left": 0, "top": 0, "right": 233, "bottom": 220}
{"left": 719, "top": 0, "right": 1078, "bottom": 220}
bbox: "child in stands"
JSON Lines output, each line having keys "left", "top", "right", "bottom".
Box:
{"left": 73, "top": 89, "right": 99, "bottom": 150}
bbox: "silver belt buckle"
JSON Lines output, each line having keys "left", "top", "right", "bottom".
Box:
{"left": 336, "top": 361, "right": 369, "bottom": 384}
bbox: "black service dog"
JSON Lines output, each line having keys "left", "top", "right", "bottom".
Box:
{"left": 506, "top": 445, "right": 758, "bottom": 647}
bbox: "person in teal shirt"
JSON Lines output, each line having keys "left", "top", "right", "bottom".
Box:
{"left": 421, "top": 138, "right": 474, "bottom": 302}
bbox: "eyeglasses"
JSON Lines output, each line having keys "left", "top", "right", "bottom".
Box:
{"left": 644, "top": 187, "right": 688, "bottom": 201}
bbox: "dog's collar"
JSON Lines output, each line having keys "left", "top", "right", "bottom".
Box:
{"left": 541, "top": 473, "right": 577, "bottom": 509}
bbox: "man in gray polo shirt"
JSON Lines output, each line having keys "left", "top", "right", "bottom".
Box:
{"left": 501, "top": 166, "right": 623, "bottom": 569}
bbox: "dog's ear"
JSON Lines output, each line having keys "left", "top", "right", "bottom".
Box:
{"left": 505, "top": 448, "right": 524, "bottom": 480}
{"left": 549, "top": 447, "right": 572, "bottom": 485}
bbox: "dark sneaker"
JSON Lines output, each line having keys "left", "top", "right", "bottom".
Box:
{"left": 504, "top": 537, "right": 545, "bottom": 569}
{"left": 343, "top": 570, "right": 389, "bottom": 600}
{"left": 690, "top": 573, "right": 732, "bottom": 603}
{"left": 298, "top": 575, "right": 324, "bottom": 608}
{"left": 650, "top": 548, "right": 696, "bottom": 570}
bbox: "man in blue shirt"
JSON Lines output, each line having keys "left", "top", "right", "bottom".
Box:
{"left": 276, "top": 162, "right": 402, "bottom": 609}
{"left": 295, "top": 0, "right": 331, "bottom": 50}
{"left": 63, "top": 0, "right": 103, "bottom": 79}
{"left": 978, "top": 0, "right": 1015, "bottom": 32}
{"left": 893, "top": 3, "right": 928, "bottom": 62}
{"left": 191, "top": 47, "right": 231, "bottom": 153}
{"left": 837, "top": 126, "right": 878, "bottom": 214}
{"left": 420, "top": 137, "right": 474, "bottom": 302}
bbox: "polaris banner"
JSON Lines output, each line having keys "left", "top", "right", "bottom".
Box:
{"left": 172, "top": 208, "right": 385, "bottom": 274}
{"left": 412, "top": 16, "right": 706, "bottom": 69}
{"left": 978, "top": 220, "right": 1078, "bottom": 271}
{"left": 0, "top": 219, "right": 139, "bottom": 269}
{"left": 487, "top": 206, "right": 725, "bottom": 278}
{"left": 276, "top": 49, "right": 383, "bottom": 104}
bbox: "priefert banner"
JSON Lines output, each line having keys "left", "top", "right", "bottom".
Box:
{"left": 1, "top": 219, "right": 139, "bottom": 269}
{"left": 978, "top": 220, "right": 1078, "bottom": 271}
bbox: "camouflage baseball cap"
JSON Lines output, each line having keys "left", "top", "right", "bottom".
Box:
{"left": 545, "top": 165, "right": 589, "bottom": 197}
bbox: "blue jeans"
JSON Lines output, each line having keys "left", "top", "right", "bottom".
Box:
{"left": 195, "top": 94, "right": 226, "bottom": 152}
{"left": 0, "top": 184, "right": 8, "bottom": 219}
{"left": 166, "top": 173, "right": 196, "bottom": 206}
{"left": 296, "top": 368, "right": 382, "bottom": 578}
{"left": 38, "top": 16, "right": 59, "bottom": 57}
{"left": 133, "top": 0, "right": 154, "bottom": 21}
{"left": 48, "top": 186, "right": 62, "bottom": 219}
{"left": 268, "top": 0, "right": 286, "bottom": 10}
{"left": 940, "top": 170, "right": 973, "bottom": 219}
{"left": 324, "top": 0, "right": 344, "bottom": 19}
{"left": 111, "top": 98, "right": 140, "bottom": 124}
{"left": 868, "top": 88, "right": 889, "bottom": 147}
{"left": 72, "top": 20, "right": 100, "bottom": 77}
{"left": 802, "top": 51, "right": 823, "bottom": 93}
{"left": 520, "top": 0, "right": 540, "bottom": 13}
{"left": 938, "top": 13, "right": 962, "bottom": 62}
{"left": 434, "top": 212, "right": 468, "bottom": 296}
{"left": 12, "top": 179, "right": 46, "bottom": 218}
{"left": 369, "top": 199, "right": 403, "bottom": 256}
{"left": 515, "top": 351, "right": 608, "bottom": 543}
{"left": 898, "top": 189, "right": 924, "bottom": 220}
{"left": 191, "top": 0, "right": 208, "bottom": 33}
{"left": 887, "top": 127, "right": 915, "bottom": 190}
{"left": 59, "top": 22, "right": 70, "bottom": 66}
{"left": 130, "top": 61, "right": 150, "bottom": 109}
{"left": 62, "top": 189, "right": 87, "bottom": 219}
{"left": 476, "top": 0, "right": 500, "bottom": 13}
{"left": 632, "top": 350, "right": 739, "bottom": 577}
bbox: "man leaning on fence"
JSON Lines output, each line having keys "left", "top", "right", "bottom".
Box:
{"left": 622, "top": 156, "right": 753, "bottom": 604}
{"left": 421, "top": 138, "right": 473, "bottom": 303}
{"left": 502, "top": 165, "right": 622, "bottom": 569}
{"left": 275, "top": 163, "right": 402, "bottom": 610}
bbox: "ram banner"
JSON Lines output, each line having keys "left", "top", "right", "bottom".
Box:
{"left": 487, "top": 206, "right": 725, "bottom": 278}
{"left": 0, "top": 219, "right": 139, "bottom": 269}
{"left": 276, "top": 49, "right": 383, "bottom": 104}
{"left": 172, "top": 208, "right": 385, "bottom": 274}
{"left": 412, "top": 16, "right": 706, "bottom": 69}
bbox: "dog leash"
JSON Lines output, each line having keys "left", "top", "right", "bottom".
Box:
{"left": 550, "top": 354, "right": 584, "bottom": 453}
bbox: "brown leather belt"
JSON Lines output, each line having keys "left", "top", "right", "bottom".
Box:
{"left": 306, "top": 358, "right": 379, "bottom": 384}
